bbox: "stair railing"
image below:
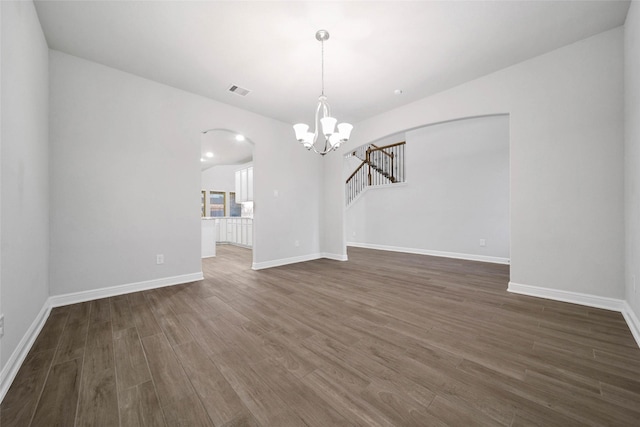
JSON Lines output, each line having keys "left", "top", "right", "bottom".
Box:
{"left": 346, "top": 141, "right": 405, "bottom": 205}
{"left": 367, "top": 143, "right": 398, "bottom": 185}
{"left": 346, "top": 161, "right": 368, "bottom": 205}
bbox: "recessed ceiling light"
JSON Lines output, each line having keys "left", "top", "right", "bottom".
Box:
{"left": 200, "top": 158, "right": 205, "bottom": 162}
{"left": 394, "top": 89, "right": 403, "bottom": 95}
{"left": 235, "top": 134, "right": 245, "bottom": 142}
{"left": 206, "top": 152, "right": 214, "bottom": 158}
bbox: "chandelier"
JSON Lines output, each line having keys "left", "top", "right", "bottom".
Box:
{"left": 293, "top": 30, "right": 353, "bottom": 155}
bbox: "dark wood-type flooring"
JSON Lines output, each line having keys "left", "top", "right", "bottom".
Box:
{"left": 2, "top": 245, "right": 640, "bottom": 426}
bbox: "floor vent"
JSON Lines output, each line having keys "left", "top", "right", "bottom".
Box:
{"left": 228, "top": 85, "right": 251, "bottom": 97}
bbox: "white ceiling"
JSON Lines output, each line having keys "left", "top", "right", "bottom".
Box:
{"left": 200, "top": 129, "right": 253, "bottom": 171}
{"left": 34, "top": 0, "right": 630, "bottom": 127}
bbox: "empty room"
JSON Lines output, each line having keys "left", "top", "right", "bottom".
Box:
{"left": 2, "top": 0, "right": 640, "bottom": 425}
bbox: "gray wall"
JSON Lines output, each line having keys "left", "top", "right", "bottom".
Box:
{"left": 325, "top": 27, "right": 624, "bottom": 299}
{"left": 0, "top": 1, "right": 50, "bottom": 367}
{"left": 346, "top": 115, "right": 509, "bottom": 262}
{"left": 625, "top": 2, "right": 640, "bottom": 322}
{"left": 49, "top": 50, "right": 322, "bottom": 295}
{"left": 201, "top": 165, "right": 239, "bottom": 196}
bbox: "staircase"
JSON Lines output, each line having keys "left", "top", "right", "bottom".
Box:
{"left": 346, "top": 141, "right": 406, "bottom": 205}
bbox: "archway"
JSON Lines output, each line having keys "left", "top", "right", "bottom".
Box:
{"left": 200, "top": 128, "right": 255, "bottom": 266}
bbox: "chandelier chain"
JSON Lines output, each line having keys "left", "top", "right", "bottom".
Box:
{"left": 321, "top": 39, "right": 325, "bottom": 96}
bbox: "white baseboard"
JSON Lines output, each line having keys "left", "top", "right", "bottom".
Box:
{"left": 321, "top": 252, "right": 348, "bottom": 262}
{"left": 0, "top": 302, "right": 51, "bottom": 403}
{"left": 252, "top": 253, "right": 323, "bottom": 270}
{"left": 622, "top": 302, "right": 640, "bottom": 349}
{"left": 49, "top": 272, "right": 204, "bottom": 307}
{"left": 508, "top": 281, "right": 640, "bottom": 349}
{"left": 251, "top": 252, "right": 350, "bottom": 270}
{"left": 0, "top": 271, "right": 203, "bottom": 403}
{"left": 507, "top": 282, "right": 625, "bottom": 311}
{"left": 347, "top": 242, "right": 510, "bottom": 265}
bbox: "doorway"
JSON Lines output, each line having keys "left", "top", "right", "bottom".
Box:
{"left": 200, "top": 129, "right": 255, "bottom": 265}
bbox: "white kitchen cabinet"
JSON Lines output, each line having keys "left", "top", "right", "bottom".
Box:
{"left": 247, "top": 167, "right": 253, "bottom": 201}
{"left": 235, "top": 166, "right": 253, "bottom": 202}
{"left": 235, "top": 170, "right": 242, "bottom": 201}
{"left": 213, "top": 217, "right": 253, "bottom": 248}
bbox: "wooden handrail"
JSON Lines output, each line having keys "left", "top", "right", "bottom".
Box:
{"left": 370, "top": 144, "right": 393, "bottom": 159}
{"left": 370, "top": 141, "right": 405, "bottom": 153}
{"left": 347, "top": 141, "right": 406, "bottom": 184}
{"left": 377, "top": 141, "right": 405, "bottom": 149}
{"left": 346, "top": 160, "right": 367, "bottom": 183}
{"left": 345, "top": 141, "right": 406, "bottom": 203}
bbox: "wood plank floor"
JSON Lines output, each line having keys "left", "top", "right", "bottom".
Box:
{"left": 2, "top": 245, "right": 640, "bottom": 426}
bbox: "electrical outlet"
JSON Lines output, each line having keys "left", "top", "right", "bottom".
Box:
{"left": 294, "top": 240, "right": 300, "bottom": 247}
{"left": 156, "top": 254, "right": 164, "bottom": 265}
{"left": 0, "top": 315, "right": 5, "bottom": 338}
{"left": 479, "top": 239, "right": 486, "bottom": 247}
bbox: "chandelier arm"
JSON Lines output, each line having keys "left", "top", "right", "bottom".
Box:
{"left": 310, "top": 144, "right": 329, "bottom": 156}
{"left": 313, "top": 98, "right": 322, "bottom": 146}
{"left": 323, "top": 96, "right": 331, "bottom": 118}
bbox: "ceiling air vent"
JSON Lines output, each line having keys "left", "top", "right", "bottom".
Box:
{"left": 228, "top": 85, "right": 251, "bottom": 97}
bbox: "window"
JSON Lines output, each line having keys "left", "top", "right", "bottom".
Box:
{"left": 230, "top": 192, "right": 241, "bottom": 217}
{"left": 209, "top": 191, "right": 226, "bottom": 217}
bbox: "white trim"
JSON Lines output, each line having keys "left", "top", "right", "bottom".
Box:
{"left": 367, "top": 181, "right": 409, "bottom": 191}
{"left": 252, "top": 254, "right": 323, "bottom": 270}
{"left": 49, "top": 272, "right": 204, "bottom": 308}
{"left": 251, "top": 252, "right": 350, "bottom": 270}
{"left": 507, "top": 281, "right": 625, "bottom": 312}
{"left": 0, "top": 271, "right": 204, "bottom": 403}
{"left": 346, "top": 181, "right": 409, "bottom": 208}
{"left": 347, "top": 242, "right": 510, "bottom": 265}
{"left": 321, "top": 253, "right": 348, "bottom": 262}
{"left": 346, "top": 188, "right": 366, "bottom": 207}
{"left": 0, "top": 303, "right": 51, "bottom": 402}
{"left": 508, "top": 282, "right": 640, "bottom": 349}
{"left": 622, "top": 302, "right": 640, "bottom": 349}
